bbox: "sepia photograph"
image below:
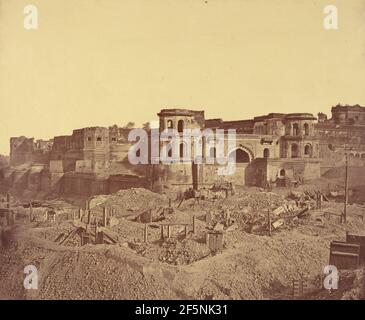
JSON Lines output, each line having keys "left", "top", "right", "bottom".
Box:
{"left": 0, "top": 0, "right": 365, "bottom": 308}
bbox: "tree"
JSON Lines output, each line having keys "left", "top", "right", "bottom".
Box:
{"left": 123, "top": 122, "right": 135, "bottom": 129}
{"left": 142, "top": 122, "right": 151, "bottom": 131}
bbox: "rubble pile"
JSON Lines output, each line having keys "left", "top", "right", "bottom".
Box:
{"left": 90, "top": 188, "right": 168, "bottom": 216}
{"left": 158, "top": 238, "right": 210, "bottom": 265}
{"left": 3, "top": 173, "right": 365, "bottom": 300}
{"left": 200, "top": 190, "right": 324, "bottom": 233}
{"left": 202, "top": 191, "right": 286, "bottom": 228}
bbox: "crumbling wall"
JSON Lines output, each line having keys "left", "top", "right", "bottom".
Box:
{"left": 41, "top": 172, "right": 64, "bottom": 194}
{"left": 10, "top": 137, "right": 34, "bottom": 166}
{"left": 200, "top": 164, "right": 249, "bottom": 186}
{"left": 61, "top": 173, "right": 109, "bottom": 196}
{"left": 266, "top": 159, "right": 321, "bottom": 183}
{"left": 108, "top": 174, "right": 147, "bottom": 193}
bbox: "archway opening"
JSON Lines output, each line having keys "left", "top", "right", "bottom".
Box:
{"left": 179, "top": 143, "right": 185, "bottom": 158}
{"left": 209, "top": 147, "right": 216, "bottom": 159}
{"left": 177, "top": 120, "right": 184, "bottom": 133}
{"left": 229, "top": 148, "right": 250, "bottom": 163}
{"left": 291, "top": 144, "right": 299, "bottom": 158}
{"left": 263, "top": 148, "right": 270, "bottom": 158}
{"left": 292, "top": 123, "right": 299, "bottom": 136}
{"left": 167, "top": 147, "right": 172, "bottom": 158}
{"left": 304, "top": 123, "right": 310, "bottom": 136}
{"left": 304, "top": 144, "right": 312, "bottom": 157}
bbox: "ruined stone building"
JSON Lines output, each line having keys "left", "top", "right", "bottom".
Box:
{"left": 156, "top": 109, "right": 320, "bottom": 190}
{"left": 2, "top": 104, "right": 365, "bottom": 197}
{"left": 316, "top": 104, "right": 365, "bottom": 160}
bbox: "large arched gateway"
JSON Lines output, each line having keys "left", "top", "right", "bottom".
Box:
{"left": 228, "top": 147, "right": 253, "bottom": 163}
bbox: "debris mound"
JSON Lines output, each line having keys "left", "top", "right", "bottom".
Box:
{"left": 90, "top": 188, "right": 168, "bottom": 215}
{"left": 158, "top": 238, "right": 210, "bottom": 265}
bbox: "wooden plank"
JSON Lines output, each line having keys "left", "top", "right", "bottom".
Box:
{"left": 346, "top": 233, "right": 365, "bottom": 264}
{"left": 59, "top": 228, "right": 78, "bottom": 245}
{"left": 103, "top": 232, "right": 117, "bottom": 244}
{"left": 330, "top": 240, "right": 360, "bottom": 269}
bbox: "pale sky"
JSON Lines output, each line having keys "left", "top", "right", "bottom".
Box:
{"left": 0, "top": 0, "right": 365, "bottom": 155}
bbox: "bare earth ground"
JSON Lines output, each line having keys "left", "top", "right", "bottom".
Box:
{"left": 1, "top": 179, "right": 365, "bottom": 300}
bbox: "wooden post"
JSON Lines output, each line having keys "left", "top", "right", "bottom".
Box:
{"left": 6, "top": 193, "right": 10, "bottom": 209}
{"left": 97, "top": 231, "right": 104, "bottom": 244}
{"left": 167, "top": 225, "right": 171, "bottom": 238}
{"left": 344, "top": 153, "right": 349, "bottom": 224}
{"left": 45, "top": 211, "right": 48, "bottom": 222}
{"left": 192, "top": 215, "right": 196, "bottom": 234}
{"left": 267, "top": 209, "right": 272, "bottom": 236}
{"left": 103, "top": 207, "right": 107, "bottom": 227}
{"left": 6, "top": 193, "right": 11, "bottom": 225}
{"left": 169, "top": 198, "right": 171, "bottom": 208}
{"left": 29, "top": 202, "right": 33, "bottom": 222}
{"left": 5, "top": 211, "right": 10, "bottom": 226}
{"left": 87, "top": 209, "right": 91, "bottom": 224}
{"left": 184, "top": 225, "right": 187, "bottom": 237}
{"left": 79, "top": 208, "right": 82, "bottom": 220}
{"left": 144, "top": 224, "right": 148, "bottom": 242}
{"left": 292, "top": 279, "right": 297, "bottom": 298}
{"left": 320, "top": 194, "right": 323, "bottom": 210}
{"left": 94, "top": 222, "right": 98, "bottom": 244}
{"left": 160, "top": 225, "right": 164, "bottom": 239}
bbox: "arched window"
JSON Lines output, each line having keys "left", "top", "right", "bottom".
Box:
{"left": 210, "top": 148, "right": 217, "bottom": 159}
{"left": 263, "top": 148, "right": 270, "bottom": 158}
{"left": 167, "top": 147, "right": 172, "bottom": 158}
{"left": 167, "top": 120, "right": 173, "bottom": 129}
{"left": 177, "top": 120, "right": 184, "bottom": 133}
{"left": 292, "top": 123, "right": 299, "bottom": 136}
{"left": 280, "top": 169, "right": 286, "bottom": 177}
{"left": 179, "top": 143, "right": 185, "bottom": 158}
{"left": 209, "top": 147, "right": 217, "bottom": 159}
{"left": 291, "top": 144, "right": 299, "bottom": 158}
{"left": 304, "top": 144, "right": 312, "bottom": 157}
{"left": 304, "top": 123, "right": 310, "bottom": 136}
